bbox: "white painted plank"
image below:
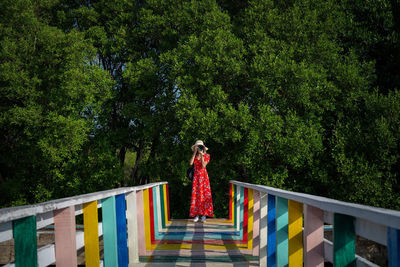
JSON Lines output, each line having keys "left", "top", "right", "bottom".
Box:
{"left": 126, "top": 191, "right": 139, "bottom": 265}
{"left": 355, "top": 218, "right": 387, "bottom": 246}
{"left": 36, "top": 211, "right": 54, "bottom": 229}
{"left": 259, "top": 192, "right": 268, "bottom": 267}
{"left": 38, "top": 244, "right": 55, "bottom": 267}
{"left": 230, "top": 180, "right": 400, "bottom": 229}
{"left": 0, "top": 222, "right": 12, "bottom": 243}
{"left": 355, "top": 255, "right": 380, "bottom": 267}
{"left": 236, "top": 185, "right": 241, "bottom": 232}
{"left": 324, "top": 239, "right": 333, "bottom": 263}
{"left": 0, "top": 182, "right": 167, "bottom": 224}
{"left": 324, "top": 211, "right": 333, "bottom": 224}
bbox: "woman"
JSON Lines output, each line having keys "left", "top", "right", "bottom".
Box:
{"left": 189, "top": 140, "right": 214, "bottom": 222}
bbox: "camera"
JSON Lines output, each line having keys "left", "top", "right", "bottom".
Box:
{"left": 197, "top": 145, "right": 204, "bottom": 151}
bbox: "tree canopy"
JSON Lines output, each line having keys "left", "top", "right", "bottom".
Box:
{"left": 1, "top": 0, "right": 399, "bottom": 217}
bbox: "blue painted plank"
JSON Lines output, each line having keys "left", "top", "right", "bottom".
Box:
{"left": 268, "top": 194, "right": 277, "bottom": 267}
{"left": 240, "top": 186, "right": 244, "bottom": 238}
{"left": 102, "top": 197, "right": 118, "bottom": 266}
{"left": 116, "top": 194, "right": 128, "bottom": 267}
{"left": 388, "top": 227, "right": 400, "bottom": 267}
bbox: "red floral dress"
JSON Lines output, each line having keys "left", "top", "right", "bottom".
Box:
{"left": 189, "top": 153, "right": 214, "bottom": 217}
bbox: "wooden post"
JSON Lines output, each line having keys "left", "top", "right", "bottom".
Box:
{"left": 126, "top": 191, "right": 139, "bottom": 265}
{"left": 101, "top": 196, "right": 118, "bottom": 267}
{"left": 136, "top": 190, "right": 146, "bottom": 256}
{"left": 289, "top": 200, "right": 303, "bottom": 266}
{"left": 304, "top": 204, "right": 324, "bottom": 267}
{"left": 252, "top": 190, "right": 260, "bottom": 256}
{"left": 259, "top": 192, "right": 268, "bottom": 267}
{"left": 276, "top": 197, "right": 288, "bottom": 267}
{"left": 267, "top": 194, "right": 276, "bottom": 266}
{"left": 248, "top": 189, "right": 254, "bottom": 250}
{"left": 333, "top": 213, "right": 355, "bottom": 267}
{"left": 116, "top": 194, "right": 128, "bottom": 266}
{"left": 13, "top": 216, "right": 38, "bottom": 267}
{"left": 229, "top": 183, "right": 233, "bottom": 222}
{"left": 54, "top": 207, "right": 77, "bottom": 267}
{"left": 388, "top": 227, "right": 400, "bottom": 267}
{"left": 83, "top": 201, "right": 100, "bottom": 267}
{"left": 236, "top": 185, "right": 241, "bottom": 232}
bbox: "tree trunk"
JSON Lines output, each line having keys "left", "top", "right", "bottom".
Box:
{"left": 119, "top": 146, "right": 126, "bottom": 166}
{"left": 131, "top": 141, "right": 144, "bottom": 185}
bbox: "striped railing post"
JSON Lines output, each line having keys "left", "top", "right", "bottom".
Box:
{"left": 304, "top": 204, "right": 324, "bottom": 267}
{"left": 126, "top": 190, "right": 139, "bottom": 264}
{"left": 388, "top": 227, "right": 400, "bottom": 267}
{"left": 54, "top": 206, "right": 77, "bottom": 267}
{"left": 276, "top": 197, "right": 288, "bottom": 267}
{"left": 333, "top": 213, "right": 355, "bottom": 266}
{"left": 259, "top": 192, "right": 268, "bottom": 267}
{"left": 267, "top": 194, "right": 277, "bottom": 266}
{"left": 102, "top": 196, "right": 118, "bottom": 266}
{"left": 136, "top": 190, "right": 146, "bottom": 256}
{"left": 248, "top": 189, "right": 254, "bottom": 250}
{"left": 13, "top": 215, "right": 38, "bottom": 267}
{"left": 288, "top": 200, "right": 303, "bottom": 266}
{"left": 116, "top": 194, "right": 128, "bottom": 266}
{"left": 83, "top": 201, "right": 100, "bottom": 267}
{"left": 236, "top": 185, "right": 241, "bottom": 231}
{"left": 252, "top": 190, "right": 260, "bottom": 256}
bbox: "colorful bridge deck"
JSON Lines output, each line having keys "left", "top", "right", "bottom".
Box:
{"left": 0, "top": 181, "right": 399, "bottom": 266}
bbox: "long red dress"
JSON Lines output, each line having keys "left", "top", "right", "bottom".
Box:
{"left": 189, "top": 153, "right": 214, "bottom": 217}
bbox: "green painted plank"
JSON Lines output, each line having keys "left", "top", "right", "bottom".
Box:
{"left": 276, "top": 197, "right": 288, "bottom": 267}
{"left": 160, "top": 184, "right": 166, "bottom": 229}
{"left": 102, "top": 196, "right": 119, "bottom": 266}
{"left": 13, "top": 216, "right": 38, "bottom": 267}
{"left": 334, "top": 213, "right": 356, "bottom": 267}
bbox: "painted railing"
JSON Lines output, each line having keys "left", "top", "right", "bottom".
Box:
{"left": 1, "top": 179, "right": 400, "bottom": 266}
{"left": 0, "top": 182, "right": 171, "bottom": 267}
{"left": 229, "top": 180, "right": 400, "bottom": 267}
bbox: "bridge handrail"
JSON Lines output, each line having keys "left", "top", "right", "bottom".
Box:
{"left": 0, "top": 181, "right": 167, "bottom": 224}
{"left": 230, "top": 180, "right": 400, "bottom": 229}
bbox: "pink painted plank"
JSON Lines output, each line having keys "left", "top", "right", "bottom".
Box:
{"left": 54, "top": 206, "right": 77, "bottom": 267}
{"left": 136, "top": 190, "right": 146, "bottom": 256}
{"left": 304, "top": 204, "right": 324, "bottom": 267}
{"left": 252, "top": 190, "right": 260, "bottom": 256}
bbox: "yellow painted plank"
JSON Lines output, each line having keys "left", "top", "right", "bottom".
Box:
{"left": 163, "top": 185, "right": 171, "bottom": 224}
{"left": 289, "top": 200, "right": 303, "bottom": 266}
{"left": 248, "top": 189, "right": 254, "bottom": 249}
{"left": 83, "top": 201, "right": 100, "bottom": 267}
{"left": 143, "top": 189, "right": 152, "bottom": 251}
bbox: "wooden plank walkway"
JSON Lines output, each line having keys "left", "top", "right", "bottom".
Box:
{"left": 137, "top": 218, "right": 259, "bottom": 265}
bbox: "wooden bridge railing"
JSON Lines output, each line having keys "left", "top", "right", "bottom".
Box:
{"left": 230, "top": 180, "right": 400, "bottom": 266}
{"left": 1, "top": 180, "right": 399, "bottom": 266}
{"left": 0, "top": 182, "right": 170, "bottom": 267}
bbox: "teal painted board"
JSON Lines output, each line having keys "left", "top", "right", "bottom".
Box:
{"left": 102, "top": 196, "right": 119, "bottom": 267}
{"left": 13, "top": 216, "right": 38, "bottom": 267}
{"left": 153, "top": 187, "right": 159, "bottom": 236}
{"left": 240, "top": 186, "right": 244, "bottom": 236}
{"left": 334, "top": 213, "right": 356, "bottom": 267}
{"left": 388, "top": 227, "right": 400, "bottom": 267}
{"left": 276, "top": 197, "right": 288, "bottom": 267}
{"left": 160, "top": 184, "right": 166, "bottom": 229}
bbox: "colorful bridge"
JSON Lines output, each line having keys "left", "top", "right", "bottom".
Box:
{"left": 0, "top": 180, "right": 399, "bottom": 266}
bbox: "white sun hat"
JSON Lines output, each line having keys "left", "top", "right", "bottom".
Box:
{"left": 191, "top": 140, "right": 208, "bottom": 151}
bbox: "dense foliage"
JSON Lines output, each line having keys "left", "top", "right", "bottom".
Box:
{"left": 1, "top": 0, "right": 399, "bottom": 216}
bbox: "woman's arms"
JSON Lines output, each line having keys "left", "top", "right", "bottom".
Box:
{"left": 190, "top": 148, "right": 197, "bottom": 165}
